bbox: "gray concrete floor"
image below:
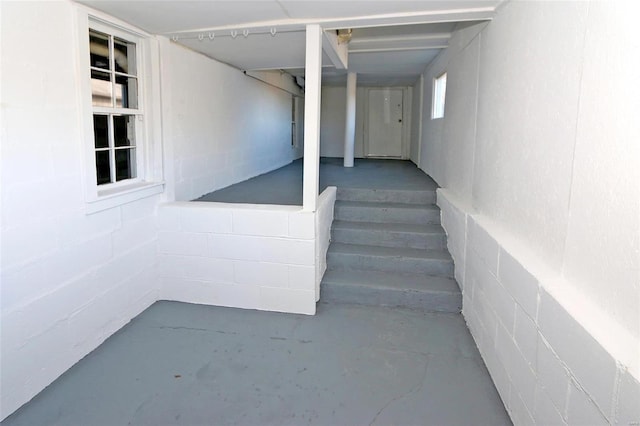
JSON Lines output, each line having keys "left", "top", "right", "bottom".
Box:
{"left": 196, "top": 158, "right": 438, "bottom": 205}
{"left": 2, "top": 301, "right": 511, "bottom": 426}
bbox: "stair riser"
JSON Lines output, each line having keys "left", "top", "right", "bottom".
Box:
{"left": 334, "top": 206, "right": 440, "bottom": 225}
{"left": 327, "top": 252, "right": 454, "bottom": 277}
{"left": 321, "top": 282, "right": 461, "bottom": 312}
{"left": 337, "top": 188, "right": 436, "bottom": 205}
{"left": 332, "top": 228, "right": 446, "bottom": 250}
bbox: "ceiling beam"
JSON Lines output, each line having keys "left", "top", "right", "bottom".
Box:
{"left": 322, "top": 30, "right": 348, "bottom": 70}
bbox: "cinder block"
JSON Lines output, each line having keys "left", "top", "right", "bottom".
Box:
{"left": 473, "top": 288, "right": 499, "bottom": 341}
{"left": 538, "top": 288, "right": 617, "bottom": 417}
{"left": 0, "top": 263, "right": 46, "bottom": 310}
{"left": 1, "top": 220, "right": 59, "bottom": 269}
{"left": 112, "top": 217, "right": 157, "bottom": 253}
{"left": 158, "top": 231, "right": 208, "bottom": 256}
{"left": 259, "top": 287, "right": 315, "bottom": 315}
{"left": 288, "top": 211, "right": 315, "bottom": 239}
{"left": 160, "top": 277, "right": 221, "bottom": 306}
{"left": 481, "top": 267, "right": 516, "bottom": 332}
{"left": 566, "top": 380, "right": 608, "bottom": 425}
{"left": 156, "top": 205, "right": 181, "bottom": 231}
{"left": 67, "top": 282, "right": 129, "bottom": 347}
{"left": 497, "top": 248, "right": 539, "bottom": 320}
{"left": 42, "top": 234, "right": 113, "bottom": 289}
{"left": 178, "top": 256, "right": 235, "bottom": 283}
{"left": 120, "top": 195, "right": 160, "bottom": 221}
{"left": 209, "top": 234, "right": 263, "bottom": 261}
{"left": 232, "top": 208, "right": 288, "bottom": 237}
{"left": 496, "top": 321, "right": 537, "bottom": 413}
{"left": 287, "top": 265, "right": 315, "bottom": 291}
{"left": 615, "top": 368, "right": 640, "bottom": 425}
{"left": 55, "top": 208, "right": 121, "bottom": 246}
{"left": 466, "top": 217, "right": 499, "bottom": 274}
{"left": 536, "top": 334, "right": 570, "bottom": 411}
{"left": 180, "top": 206, "right": 233, "bottom": 234}
{"left": 263, "top": 238, "right": 315, "bottom": 266}
{"left": 482, "top": 340, "right": 512, "bottom": 409}
{"left": 234, "top": 261, "right": 288, "bottom": 288}
{"left": 214, "top": 283, "right": 261, "bottom": 310}
{"left": 534, "top": 385, "right": 566, "bottom": 425}
{"left": 514, "top": 305, "right": 538, "bottom": 368}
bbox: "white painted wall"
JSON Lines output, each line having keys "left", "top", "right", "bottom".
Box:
{"left": 160, "top": 38, "right": 303, "bottom": 202}
{"left": 320, "top": 86, "right": 363, "bottom": 158}
{"left": 0, "top": 1, "right": 160, "bottom": 419}
{"left": 409, "top": 77, "right": 423, "bottom": 165}
{"left": 421, "top": 1, "right": 640, "bottom": 424}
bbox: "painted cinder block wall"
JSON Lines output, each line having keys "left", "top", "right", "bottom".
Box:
{"left": 0, "top": 1, "right": 160, "bottom": 417}
{"left": 0, "top": 0, "right": 307, "bottom": 420}
{"left": 159, "top": 38, "right": 304, "bottom": 202}
{"left": 419, "top": 1, "right": 639, "bottom": 424}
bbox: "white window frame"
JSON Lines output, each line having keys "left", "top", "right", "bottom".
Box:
{"left": 75, "top": 6, "right": 164, "bottom": 214}
{"left": 431, "top": 72, "right": 447, "bottom": 119}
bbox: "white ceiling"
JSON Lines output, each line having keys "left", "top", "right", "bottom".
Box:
{"left": 78, "top": 1, "right": 502, "bottom": 86}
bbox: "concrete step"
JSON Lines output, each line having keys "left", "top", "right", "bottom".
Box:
{"left": 331, "top": 220, "right": 446, "bottom": 250}
{"left": 321, "top": 269, "right": 461, "bottom": 312}
{"left": 334, "top": 200, "right": 440, "bottom": 225}
{"left": 336, "top": 187, "right": 436, "bottom": 205}
{"left": 327, "top": 242, "right": 454, "bottom": 277}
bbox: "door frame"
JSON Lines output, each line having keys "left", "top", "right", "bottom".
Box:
{"left": 363, "top": 86, "right": 411, "bottom": 159}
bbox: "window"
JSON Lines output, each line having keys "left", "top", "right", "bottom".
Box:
{"left": 89, "top": 27, "right": 140, "bottom": 186}
{"left": 431, "top": 72, "right": 447, "bottom": 119}
{"left": 77, "top": 9, "right": 164, "bottom": 213}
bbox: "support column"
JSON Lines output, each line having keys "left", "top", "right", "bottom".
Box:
{"left": 343, "top": 72, "right": 357, "bottom": 167}
{"left": 303, "top": 24, "right": 323, "bottom": 212}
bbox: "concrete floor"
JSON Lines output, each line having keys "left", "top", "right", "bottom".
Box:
{"left": 2, "top": 301, "right": 511, "bottom": 426}
{"left": 196, "top": 157, "right": 438, "bottom": 205}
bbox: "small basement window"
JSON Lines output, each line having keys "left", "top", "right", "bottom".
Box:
{"left": 431, "top": 72, "right": 447, "bottom": 119}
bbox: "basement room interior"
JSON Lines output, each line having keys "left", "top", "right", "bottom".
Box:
{"left": 1, "top": 0, "right": 638, "bottom": 425}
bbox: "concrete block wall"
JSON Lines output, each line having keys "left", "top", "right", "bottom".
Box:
{"left": 0, "top": 1, "right": 161, "bottom": 419}
{"left": 159, "top": 37, "right": 303, "bottom": 202}
{"left": 157, "top": 188, "right": 337, "bottom": 315}
{"left": 1, "top": 193, "right": 161, "bottom": 419}
{"left": 438, "top": 189, "right": 640, "bottom": 425}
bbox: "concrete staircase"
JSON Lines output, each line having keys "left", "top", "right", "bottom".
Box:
{"left": 321, "top": 187, "right": 462, "bottom": 312}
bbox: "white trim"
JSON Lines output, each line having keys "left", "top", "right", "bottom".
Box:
{"left": 87, "top": 182, "right": 164, "bottom": 214}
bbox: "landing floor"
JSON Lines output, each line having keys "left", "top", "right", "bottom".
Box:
{"left": 2, "top": 301, "right": 511, "bottom": 426}
{"left": 196, "top": 157, "right": 438, "bottom": 205}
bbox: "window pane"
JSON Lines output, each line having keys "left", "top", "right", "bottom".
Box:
{"left": 95, "top": 150, "right": 111, "bottom": 185}
{"left": 115, "top": 148, "right": 136, "bottom": 181}
{"left": 114, "top": 37, "right": 136, "bottom": 75}
{"left": 91, "top": 70, "right": 112, "bottom": 107}
{"left": 93, "top": 115, "right": 109, "bottom": 148}
{"left": 115, "top": 75, "right": 138, "bottom": 109}
{"left": 113, "top": 115, "right": 136, "bottom": 147}
{"left": 89, "top": 30, "right": 110, "bottom": 70}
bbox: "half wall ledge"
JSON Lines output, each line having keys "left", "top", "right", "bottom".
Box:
{"left": 157, "top": 187, "right": 337, "bottom": 315}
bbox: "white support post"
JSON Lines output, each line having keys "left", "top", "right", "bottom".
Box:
{"left": 303, "top": 24, "right": 323, "bottom": 212}
{"left": 343, "top": 72, "right": 357, "bottom": 167}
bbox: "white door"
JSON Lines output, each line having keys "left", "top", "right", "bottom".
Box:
{"left": 366, "top": 88, "right": 403, "bottom": 158}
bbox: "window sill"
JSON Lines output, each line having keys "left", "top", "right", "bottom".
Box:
{"left": 86, "top": 181, "right": 164, "bottom": 214}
